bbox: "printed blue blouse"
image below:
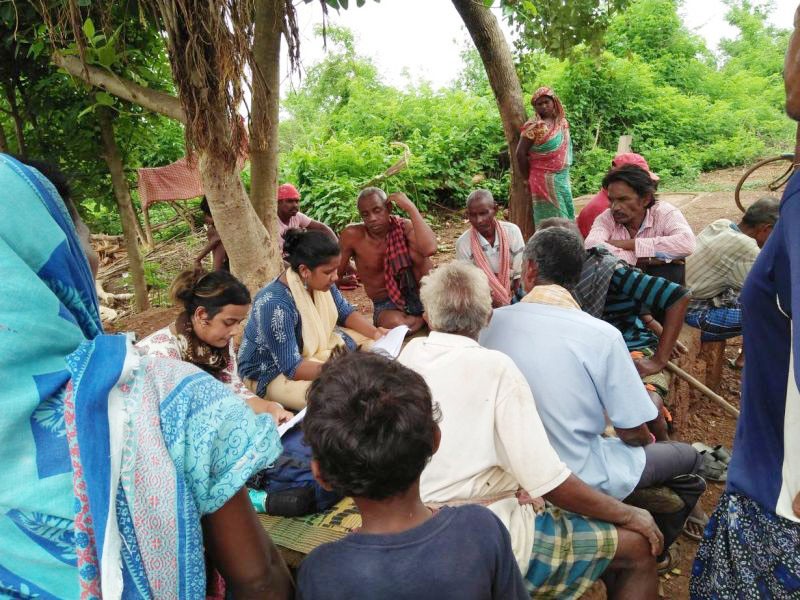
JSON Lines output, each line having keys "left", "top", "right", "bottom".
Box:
{"left": 237, "top": 278, "right": 356, "bottom": 396}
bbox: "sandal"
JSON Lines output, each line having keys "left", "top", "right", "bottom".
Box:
{"left": 727, "top": 358, "right": 743, "bottom": 371}
{"left": 683, "top": 514, "right": 709, "bottom": 541}
{"left": 711, "top": 444, "right": 732, "bottom": 465}
{"left": 656, "top": 547, "right": 674, "bottom": 575}
{"left": 697, "top": 453, "right": 727, "bottom": 482}
{"left": 692, "top": 442, "right": 714, "bottom": 454}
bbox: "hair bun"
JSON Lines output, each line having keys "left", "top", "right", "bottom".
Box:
{"left": 282, "top": 227, "right": 305, "bottom": 255}
{"left": 169, "top": 268, "right": 204, "bottom": 306}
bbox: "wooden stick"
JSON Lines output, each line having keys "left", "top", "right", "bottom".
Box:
{"left": 664, "top": 361, "right": 740, "bottom": 417}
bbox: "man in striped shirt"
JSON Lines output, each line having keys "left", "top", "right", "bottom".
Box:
{"left": 541, "top": 218, "right": 690, "bottom": 441}
{"left": 684, "top": 197, "right": 779, "bottom": 355}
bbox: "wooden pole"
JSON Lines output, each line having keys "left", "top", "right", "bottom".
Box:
{"left": 141, "top": 204, "right": 155, "bottom": 248}
{"left": 665, "top": 361, "right": 740, "bottom": 418}
{"left": 97, "top": 107, "right": 150, "bottom": 312}
{"left": 616, "top": 135, "right": 633, "bottom": 154}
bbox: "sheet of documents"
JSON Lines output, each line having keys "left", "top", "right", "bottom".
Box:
{"left": 278, "top": 407, "right": 306, "bottom": 437}
{"left": 370, "top": 325, "right": 409, "bottom": 358}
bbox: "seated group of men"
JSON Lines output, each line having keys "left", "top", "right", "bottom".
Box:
{"left": 287, "top": 156, "right": 780, "bottom": 598}
{"left": 193, "top": 157, "right": 777, "bottom": 597}
{"left": 298, "top": 233, "right": 700, "bottom": 599}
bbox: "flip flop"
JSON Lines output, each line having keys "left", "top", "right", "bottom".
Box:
{"left": 711, "top": 444, "right": 732, "bottom": 465}
{"left": 727, "top": 358, "right": 743, "bottom": 371}
{"left": 697, "top": 454, "right": 727, "bottom": 482}
{"left": 683, "top": 514, "right": 709, "bottom": 541}
{"left": 657, "top": 547, "right": 675, "bottom": 575}
{"left": 692, "top": 442, "right": 714, "bottom": 454}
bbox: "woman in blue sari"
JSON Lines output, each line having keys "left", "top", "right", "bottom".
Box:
{"left": 0, "top": 154, "right": 291, "bottom": 599}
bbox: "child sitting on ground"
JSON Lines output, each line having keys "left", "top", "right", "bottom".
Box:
{"left": 298, "top": 352, "right": 528, "bottom": 600}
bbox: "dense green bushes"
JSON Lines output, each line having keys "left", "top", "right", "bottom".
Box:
{"left": 279, "top": 28, "right": 508, "bottom": 229}
{"left": 280, "top": 0, "right": 795, "bottom": 229}
{"left": 525, "top": 0, "right": 794, "bottom": 191}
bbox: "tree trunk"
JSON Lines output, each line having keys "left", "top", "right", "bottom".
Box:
{"left": 4, "top": 82, "right": 27, "bottom": 156}
{"left": 54, "top": 52, "right": 280, "bottom": 289}
{"left": 140, "top": 205, "right": 155, "bottom": 248}
{"left": 451, "top": 0, "right": 533, "bottom": 239}
{"left": 0, "top": 121, "right": 8, "bottom": 153}
{"left": 131, "top": 201, "right": 149, "bottom": 248}
{"left": 97, "top": 107, "right": 150, "bottom": 312}
{"left": 249, "top": 0, "right": 283, "bottom": 243}
{"left": 199, "top": 154, "right": 282, "bottom": 292}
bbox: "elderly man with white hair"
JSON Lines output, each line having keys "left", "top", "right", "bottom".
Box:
{"left": 398, "top": 261, "right": 662, "bottom": 600}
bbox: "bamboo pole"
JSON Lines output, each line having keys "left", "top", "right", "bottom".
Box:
{"left": 665, "top": 361, "right": 740, "bottom": 418}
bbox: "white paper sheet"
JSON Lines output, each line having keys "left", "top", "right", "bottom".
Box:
{"left": 278, "top": 407, "right": 306, "bottom": 437}
{"left": 370, "top": 325, "right": 409, "bottom": 359}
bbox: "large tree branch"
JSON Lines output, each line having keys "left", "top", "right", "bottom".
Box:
{"left": 53, "top": 53, "right": 186, "bottom": 123}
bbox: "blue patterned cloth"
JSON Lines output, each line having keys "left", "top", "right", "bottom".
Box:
{"left": 0, "top": 154, "right": 281, "bottom": 598}
{"left": 238, "top": 278, "right": 356, "bottom": 397}
{"left": 690, "top": 493, "right": 800, "bottom": 599}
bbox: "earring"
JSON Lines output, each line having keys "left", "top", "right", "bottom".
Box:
{"left": 303, "top": 277, "right": 309, "bottom": 291}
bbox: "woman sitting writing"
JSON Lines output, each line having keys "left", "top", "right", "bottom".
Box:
{"left": 137, "top": 270, "right": 293, "bottom": 424}
{"left": 238, "top": 228, "right": 387, "bottom": 410}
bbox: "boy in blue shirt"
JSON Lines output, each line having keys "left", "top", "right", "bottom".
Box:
{"left": 298, "top": 352, "right": 528, "bottom": 600}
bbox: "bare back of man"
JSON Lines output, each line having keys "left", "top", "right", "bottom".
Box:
{"left": 339, "top": 190, "right": 437, "bottom": 333}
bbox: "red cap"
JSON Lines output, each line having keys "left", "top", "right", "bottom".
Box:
{"left": 278, "top": 183, "right": 301, "bottom": 201}
{"left": 612, "top": 153, "right": 659, "bottom": 181}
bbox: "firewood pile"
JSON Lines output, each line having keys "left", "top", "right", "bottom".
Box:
{"left": 90, "top": 223, "right": 206, "bottom": 324}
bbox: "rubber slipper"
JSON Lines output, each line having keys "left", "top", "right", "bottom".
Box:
{"left": 727, "top": 358, "right": 743, "bottom": 371}
{"left": 697, "top": 454, "right": 727, "bottom": 482}
{"left": 711, "top": 444, "right": 732, "bottom": 465}
{"left": 692, "top": 442, "right": 715, "bottom": 454}
{"left": 657, "top": 547, "right": 674, "bottom": 575}
{"left": 683, "top": 514, "right": 709, "bottom": 541}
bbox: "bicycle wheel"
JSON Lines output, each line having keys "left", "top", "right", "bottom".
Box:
{"left": 734, "top": 154, "right": 795, "bottom": 213}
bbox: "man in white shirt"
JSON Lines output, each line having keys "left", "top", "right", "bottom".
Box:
{"left": 399, "top": 261, "right": 662, "bottom": 599}
{"left": 455, "top": 189, "right": 525, "bottom": 306}
{"left": 684, "top": 197, "right": 779, "bottom": 365}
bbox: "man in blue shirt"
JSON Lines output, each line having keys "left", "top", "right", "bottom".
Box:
{"left": 690, "top": 13, "right": 800, "bottom": 594}
{"left": 481, "top": 228, "right": 704, "bottom": 566}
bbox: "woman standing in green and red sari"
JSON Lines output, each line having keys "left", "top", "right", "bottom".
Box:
{"left": 515, "top": 87, "right": 575, "bottom": 226}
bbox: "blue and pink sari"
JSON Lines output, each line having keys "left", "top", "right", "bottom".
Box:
{"left": 0, "top": 154, "right": 281, "bottom": 598}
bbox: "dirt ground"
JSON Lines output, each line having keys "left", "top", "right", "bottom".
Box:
{"left": 113, "top": 181, "right": 754, "bottom": 599}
